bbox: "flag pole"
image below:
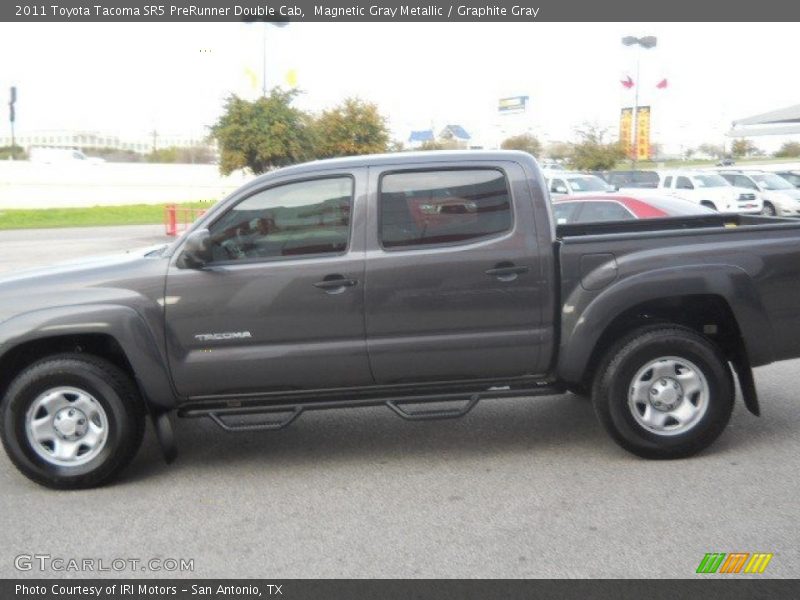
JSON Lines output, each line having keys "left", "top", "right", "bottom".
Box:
{"left": 631, "top": 45, "right": 640, "bottom": 171}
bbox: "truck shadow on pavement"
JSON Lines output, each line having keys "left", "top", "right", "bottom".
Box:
{"left": 118, "top": 390, "right": 791, "bottom": 485}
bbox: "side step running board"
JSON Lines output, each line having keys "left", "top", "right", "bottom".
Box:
{"left": 181, "top": 384, "right": 564, "bottom": 432}
{"left": 208, "top": 407, "right": 303, "bottom": 432}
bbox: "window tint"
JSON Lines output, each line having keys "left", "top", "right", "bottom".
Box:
{"left": 575, "top": 202, "right": 634, "bottom": 223}
{"left": 733, "top": 175, "right": 758, "bottom": 190}
{"left": 550, "top": 178, "right": 568, "bottom": 193}
{"left": 663, "top": 176, "right": 673, "bottom": 187}
{"left": 380, "top": 169, "right": 512, "bottom": 249}
{"left": 676, "top": 176, "right": 693, "bottom": 190}
{"left": 553, "top": 202, "right": 580, "bottom": 225}
{"left": 208, "top": 177, "right": 352, "bottom": 262}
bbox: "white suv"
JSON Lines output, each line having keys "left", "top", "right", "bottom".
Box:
{"left": 718, "top": 170, "right": 800, "bottom": 217}
{"left": 657, "top": 170, "right": 762, "bottom": 214}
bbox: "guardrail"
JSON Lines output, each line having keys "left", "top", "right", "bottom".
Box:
{"left": 164, "top": 204, "right": 207, "bottom": 236}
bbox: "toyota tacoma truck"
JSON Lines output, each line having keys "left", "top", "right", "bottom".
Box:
{"left": 2, "top": 151, "right": 799, "bottom": 489}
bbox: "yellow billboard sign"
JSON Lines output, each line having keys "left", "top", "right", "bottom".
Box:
{"left": 619, "top": 107, "right": 633, "bottom": 158}
{"left": 636, "top": 105, "right": 651, "bottom": 161}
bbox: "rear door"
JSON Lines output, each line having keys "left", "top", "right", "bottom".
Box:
{"left": 364, "top": 161, "right": 552, "bottom": 384}
{"left": 165, "top": 168, "right": 372, "bottom": 398}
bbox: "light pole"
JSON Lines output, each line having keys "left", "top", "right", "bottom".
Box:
{"left": 622, "top": 35, "right": 657, "bottom": 170}
{"left": 259, "top": 21, "right": 288, "bottom": 97}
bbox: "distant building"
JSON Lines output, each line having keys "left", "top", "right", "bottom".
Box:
{"left": 406, "top": 125, "right": 472, "bottom": 150}
{"left": 438, "top": 124, "right": 471, "bottom": 149}
{"left": 0, "top": 129, "right": 214, "bottom": 154}
{"left": 408, "top": 129, "right": 435, "bottom": 148}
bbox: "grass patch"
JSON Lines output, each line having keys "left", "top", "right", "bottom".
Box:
{"left": 0, "top": 201, "right": 215, "bottom": 230}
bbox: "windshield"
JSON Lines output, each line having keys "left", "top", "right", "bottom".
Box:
{"left": 752, "top": 173, "right": 794, "bottom": 190}
{"left": 692, "top": 174, "right": 728, "bottom": 188}
{"left": 567, "top": 176, "right": 608, "bottom": 192}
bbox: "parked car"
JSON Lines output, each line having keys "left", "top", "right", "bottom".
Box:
{"left": 717, "top": 170, "right": 800, "bottom": 217}
{"left": 28, "top": 147, "right": 105, "bottom": 165}
{"left": 655, "top": 170, "right": 762, "bottom": 213}
{"left": 547, "top": 172, "right": 614, "bottom": 198}
{"left": 594, "top": 170, "right": 661, "bottom": 190}
{"left": 716, "top": 158, "right": 735, "bottom": 167}
{"left": 552, "top": 194, "right": 714, "bottom": 225}
{"left": 774, "top": 170, "right": 800, "bottom": 189}
{"left": 1, "top": 150, "right": 799, "bottom": 489}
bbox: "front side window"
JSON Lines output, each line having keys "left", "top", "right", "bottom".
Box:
{"left": 380, "top": 169, "right": 512, "bottom": 249}
{"left": 676, "top": 176, "right": 693, "bottom": 190}
{"left": 208, "top": 177, "right": 353, "bottom": 262}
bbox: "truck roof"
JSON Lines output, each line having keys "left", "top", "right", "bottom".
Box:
{"left": 250, "top": 150, "right": 536, "bottom": 183}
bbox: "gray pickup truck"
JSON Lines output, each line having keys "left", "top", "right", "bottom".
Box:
{"left": 2, "top": 150, "right": 800, "bottom": 489}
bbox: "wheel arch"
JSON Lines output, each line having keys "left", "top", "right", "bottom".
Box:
{"left": 557, "top": 266, "right": 773, "bottom": 415}
{"left": 0, "top": 305, "right": 177, "bottom": 412}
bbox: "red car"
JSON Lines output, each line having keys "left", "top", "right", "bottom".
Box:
{"left": 553, "top": 194, "right": 715, "bottom": 225}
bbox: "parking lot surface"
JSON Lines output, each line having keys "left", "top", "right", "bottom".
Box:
{"left": 0, "top": 225, "right": 797, "bottom": 578}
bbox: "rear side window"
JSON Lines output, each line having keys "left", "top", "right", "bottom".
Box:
{"left": 379, "top": 169, "right": 512, "bottom": 249}
{"left": 663, "top": 176, "right": 673, "bottom": 187}
{"left": 553, "top": 202, "right": 580, "bottom": 225}
{"left": 575, "top": 202, "right": 634, "bottom": 223}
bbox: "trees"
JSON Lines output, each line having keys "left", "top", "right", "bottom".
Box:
{"left": 210, "top": 88, "right": 314, "bottom": 175}
{"left": 211, "top": 92, "right": 391, "bottom": 174}
{"left": 311, "top": 98, "right": 390, "bottom": 159}
{"left": 545, "top": 141, "right": 573, "bottom": 161}
{"left": 731, "top": 138, "right": 760, "bottom": 158}
{"left": 775, "top": 142, "right": 800, "bottom": 158}
{"left": 568, "top": 123, "right": 625, "bottom": 171}
{"left": 697, "top": 143, "right": 725, "bottom": 159}
{"left": 500, "top": 133, "right": 542, "bottom": 156}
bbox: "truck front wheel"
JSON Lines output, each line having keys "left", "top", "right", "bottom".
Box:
{"left": 592, "top": 326, "right": 734, "bottom": 459}
{"left": 1, "top": 354, "right": 145, "bottom": 489}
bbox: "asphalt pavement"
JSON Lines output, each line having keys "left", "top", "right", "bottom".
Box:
{"left": 0, "top": 225, "right": 797, "bottom": 578}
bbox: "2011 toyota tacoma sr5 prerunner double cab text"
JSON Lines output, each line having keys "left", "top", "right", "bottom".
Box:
{"left": 2, "top": 151, "right": 800, "bottom": 488}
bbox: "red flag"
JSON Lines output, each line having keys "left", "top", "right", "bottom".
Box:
{"left": 621, "top": 75, "right": 634, "bottom": 89}
{"left": 656, "top": 78, "right": 668, "bottom": 89}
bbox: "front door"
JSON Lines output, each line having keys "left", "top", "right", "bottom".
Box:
{"left": 165, "top": 170, "right": 372, "bottom": 398}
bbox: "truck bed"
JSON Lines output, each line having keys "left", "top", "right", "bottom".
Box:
{"left": 556, "top": 213, "right": 795, "bottom": 238}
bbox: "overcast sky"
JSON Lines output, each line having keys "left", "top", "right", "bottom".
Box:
{"left": 0, "top": 21, "right": 797, "bottom": 152}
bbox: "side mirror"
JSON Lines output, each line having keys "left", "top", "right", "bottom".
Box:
{"left": 178, "top": 228, "right": 212, "bottom": 269}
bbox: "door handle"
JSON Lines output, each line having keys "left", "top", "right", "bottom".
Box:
{"left": 485, "top": 263, "right": 529, "bottom": 282}
{"left": 313, "top": 275, "right": 358, "bottom": 293}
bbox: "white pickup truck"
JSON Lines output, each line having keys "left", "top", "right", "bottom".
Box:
{"left": 657, "top": 170, "right": 762, "bottom": 214}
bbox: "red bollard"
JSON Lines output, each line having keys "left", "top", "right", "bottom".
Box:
{"left": 165, "top": 204, "right": 178, "bottom": 236}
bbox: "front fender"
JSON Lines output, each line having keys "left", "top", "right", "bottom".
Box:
{"left": 556, "top": 264, "right": 775, "bottom": 383}
{"left": 0, "top": 304, "right": 176, "bottom": 410}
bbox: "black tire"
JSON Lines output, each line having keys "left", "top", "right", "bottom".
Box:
{"left": 762, "top": 202, "right": 776, "bottom": 217}
{"left": 1, "top": 353, "right": 145, "bottom": 489}
{"left": 592, "top": 326, "right": 734, "bottom": 459}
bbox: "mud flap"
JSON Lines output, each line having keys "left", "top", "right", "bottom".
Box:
{"left": 730, "top": 348, "right": 760, "bottom": 417}
{"left": 151, "top": 411, "right": 178, "bottom": 463}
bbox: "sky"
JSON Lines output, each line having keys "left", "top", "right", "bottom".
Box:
{"left": 0, "top": 21, "right": 798, "bottom": 154}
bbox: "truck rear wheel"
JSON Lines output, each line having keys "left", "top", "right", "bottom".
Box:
{"left": 592, "top": 326, "right": 734, "bottom": 459}
{"left": 1, "top": 354, "right": 145, "bottom": 489}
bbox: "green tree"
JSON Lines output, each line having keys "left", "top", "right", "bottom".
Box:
{"left": 311, "top": 97, "right": 389, "bottom": 159}
{"left": 211, "top": 88, "right": 313, "bottom": 175}
{"left": 697, "top": 143, "right": 724, "bottom": 159}
{"left": 568, "top": 123, "right": 625, "bottom": 171}
{"left": 500, "top": 133, "right": 542, "bottom": 156}
{"left": 0, "top": 145, "right": 27, "bottom": 160}
{"left": 775, "top": 142, "right": 800, "bottom": 158}
{"left": 731, "top": 138, "right": 760, "bottom": 158}
{"left": 545, "top": 141, "right": 572, "bottom": 161}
